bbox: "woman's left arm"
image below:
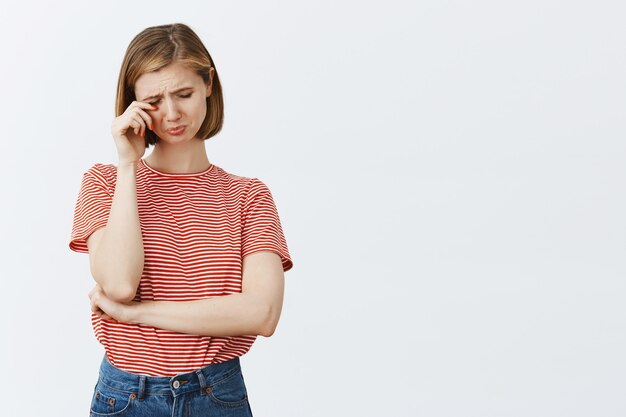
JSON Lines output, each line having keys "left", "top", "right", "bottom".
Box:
{"left": 90, "top": 251, "right": 285, "bottom": 337}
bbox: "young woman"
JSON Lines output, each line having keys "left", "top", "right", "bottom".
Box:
{"left": 69, "top": 23, "right": 293, "bottom": 417}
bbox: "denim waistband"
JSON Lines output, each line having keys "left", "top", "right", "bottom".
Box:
{"left": 98, "top": 354, "right": 242, "bottom": 398}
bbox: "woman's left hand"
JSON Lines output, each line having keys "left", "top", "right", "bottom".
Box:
{"left": 88, "top": 283, "right": 140, "bottom": 323}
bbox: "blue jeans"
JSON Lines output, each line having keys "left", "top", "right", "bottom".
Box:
{"left": 89, "top": 354, "right": 253, "bottom": 416}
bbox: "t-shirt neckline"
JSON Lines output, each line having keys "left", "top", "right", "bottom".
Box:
{"left": 139, "top": 158, "right": 214, "bottom": 177}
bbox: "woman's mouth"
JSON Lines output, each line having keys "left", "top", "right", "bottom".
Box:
{"left": 166, "top": 126, "right": 186, "bottom": 136}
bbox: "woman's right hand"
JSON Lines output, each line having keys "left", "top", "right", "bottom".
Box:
{"left": 111, "top": 100, "right": 156, "bottom": 164}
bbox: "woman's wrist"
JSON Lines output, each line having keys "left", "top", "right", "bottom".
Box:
{"left": 118, "top": 159, "right": 139, "bottom": 170}
{"left": 125, "top": 300, "right": 144, "bottom": 324}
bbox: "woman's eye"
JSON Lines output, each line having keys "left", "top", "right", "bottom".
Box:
{"left": 147, "top": 93, "right": 190, "bottom": 106}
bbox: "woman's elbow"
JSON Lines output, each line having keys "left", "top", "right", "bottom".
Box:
{"left": 103, "top": 283, "right": 137, "bottom": 303}
{"left": 258, "top": 303, "right": 281, "bottom": 337}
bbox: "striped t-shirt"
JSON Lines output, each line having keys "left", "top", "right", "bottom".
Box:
{"left": 69, "top": 158, "right": 293, "bottom": 376}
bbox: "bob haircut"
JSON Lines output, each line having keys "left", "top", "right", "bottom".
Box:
{"left": 115, "top": 23, "right": 224, "bottom": 148}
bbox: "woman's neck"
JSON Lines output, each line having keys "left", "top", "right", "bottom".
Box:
{"left": 143, "top": 142, "right": 211, "bottom": 174}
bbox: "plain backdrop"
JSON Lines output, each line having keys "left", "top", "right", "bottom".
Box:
{"left": 1, "top": 1, "right": 624, "bottom": 416}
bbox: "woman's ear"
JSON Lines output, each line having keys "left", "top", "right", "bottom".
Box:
{"left": 206, "top": 67, "right": 214, "bottom": 97}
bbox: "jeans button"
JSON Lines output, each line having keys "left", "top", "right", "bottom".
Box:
{"left": 173, "top": 380, "right": 180, "bottom": 389}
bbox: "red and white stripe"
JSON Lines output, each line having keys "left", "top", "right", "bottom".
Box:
{"left": 70, "top": 159, "right": 292, "bottom": 376}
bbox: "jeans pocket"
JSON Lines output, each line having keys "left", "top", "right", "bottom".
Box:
{"left": 89, "top": 378, "right": 135, "bottom": 416}
{"left": 207, "top": 369, "right": 250, "bottom": 408}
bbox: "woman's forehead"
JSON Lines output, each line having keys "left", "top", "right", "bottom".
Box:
{"left": 135, "top": 63, "right": 201, "bottom": 98}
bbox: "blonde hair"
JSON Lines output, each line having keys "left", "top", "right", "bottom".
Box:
{"left": 115, "top": 23, "right": 224, "bottom": 147}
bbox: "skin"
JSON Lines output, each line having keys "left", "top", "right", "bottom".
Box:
{"left": 134, "top": 61, "right": 215, "bottom": 172}
{"left": 87, "top": 61, "right": 285, "bottom": 337}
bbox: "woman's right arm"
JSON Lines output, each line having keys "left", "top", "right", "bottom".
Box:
{"left": 87, "top": 161, "right": 144, "bottom": 303}
{"left": 86, "top": 100, "right": 155, "bottom": 303}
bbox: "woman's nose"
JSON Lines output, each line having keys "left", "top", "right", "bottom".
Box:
{"left": 163, "top": 97, "right": 182, "bottom": 121}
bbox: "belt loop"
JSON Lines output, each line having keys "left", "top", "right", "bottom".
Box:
{"left": 195, "top": 369, "right": 207, "bottom": 394}
{"left": 138, "top": 375, "right": 146, "bottom": 400}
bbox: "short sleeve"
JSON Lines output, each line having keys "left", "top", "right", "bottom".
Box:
{"left": 241, "top": 179, "right": 293, "bottom": 272}
{"left": 68, "top": 164, "right": 113, "bottom": 254}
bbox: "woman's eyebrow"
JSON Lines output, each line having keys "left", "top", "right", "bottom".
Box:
{"left": 141, "top": 86, "right": 194, "bottom": 101}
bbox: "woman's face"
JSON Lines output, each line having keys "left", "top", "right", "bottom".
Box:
{"left": 134, "top": 62, "right": 214, "bottom": 143}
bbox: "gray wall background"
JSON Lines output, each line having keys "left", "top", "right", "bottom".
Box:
{"left": 1, "top": 1, "right": 624, "bottom": 416}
